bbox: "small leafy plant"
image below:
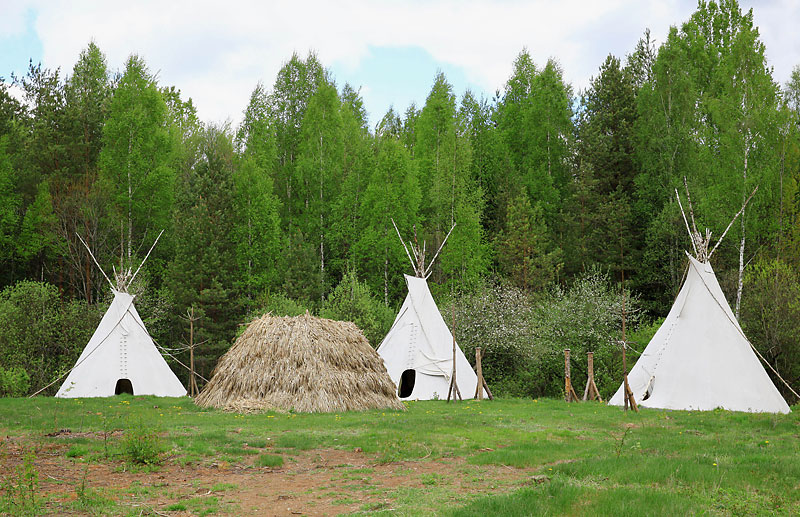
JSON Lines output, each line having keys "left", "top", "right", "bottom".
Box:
{"left": 121, "top": 421, "right": 163, "bottom": 466}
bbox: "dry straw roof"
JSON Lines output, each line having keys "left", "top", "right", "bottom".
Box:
{"left": 195, "top": 312, "right": 404, "bottom": 413}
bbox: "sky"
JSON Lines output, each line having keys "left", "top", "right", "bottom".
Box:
{"left": 1, "top": 0, "right": 799, "bottom": 128}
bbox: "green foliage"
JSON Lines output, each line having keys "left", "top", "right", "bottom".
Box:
{"left": 497, "top": 52, "right": 573, "bottom": 223}
{"left": 532, "top": 268, "right": 642, "bottom": 398}
{"left": 447, "top": 279, "right": 538, "bottom": 397}
{"left": 0, "top": 281, "right": 101, "bottom": 395}
{"left": 98, "top": 54, "right": 174, "bottom": 267}
{"left": 353, "top": 134, "right": 420, "bottom": 303}
{"left": 295, "top": 81, "right": 343, "bottom": 297}
{"left": 232, "top": 155, "right": 284, "bottom": 295}
{"left": 167, "top": 124, "right": 243, "bottom": 377}
{"left": 0, "top": 448, "right": 41, "bottom": 516}
{"left": 121, "top": 421, "right": 163, "bottom": 466}
{"left": 320, "top": 270, "right": 395, "bottom": 346}
{"left": 496, "top": 193, "right": 561, "bottom": 292}
{"left": 255, "top": 291, "right": 310, "bottom": 318}
{"left": 741, "top": 258, "right": 800, "bottom": 403}
{"left": 415, "top": 72, "right": 488, "bottom": 290}
{"left": 0, "top": 366, "right": 31, "bottom": 397}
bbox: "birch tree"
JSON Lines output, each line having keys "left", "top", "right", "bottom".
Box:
{"left": 99, "top": 55, "right": 174, "bottom": 272}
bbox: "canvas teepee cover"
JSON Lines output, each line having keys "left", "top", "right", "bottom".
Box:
{"left": 377, "top": 275, "right": 481, "bottom": 400}
{"left": 609, "top": 255, "right": 789, "bottom": 413}
{"left": 56, "top": 290, "right": 186, "bottom": 398}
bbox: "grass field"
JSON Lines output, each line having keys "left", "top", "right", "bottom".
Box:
{"left": 1, "top": 396, "right": 798, "bottom": 515}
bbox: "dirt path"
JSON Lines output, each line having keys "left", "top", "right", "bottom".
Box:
{"left": 1, "top": 435, "right": 538, "bottom": 515}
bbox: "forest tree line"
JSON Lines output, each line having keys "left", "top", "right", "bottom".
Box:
{"left": 1, "top": 0, "right": 799, "bottom": 400}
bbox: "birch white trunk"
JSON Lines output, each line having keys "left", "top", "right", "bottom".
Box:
{"left": 318, "top": 129, "right": 325, "bottom": 303}
{"left": 735, "top": 142, "right": 749, "bottom": 319}
{"left": 127, "top": 132, "right": 133, "bottom": 268}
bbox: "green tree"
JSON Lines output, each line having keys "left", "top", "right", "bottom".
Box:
{"left": 353, "top": 128, "right": 421, "bottom": 304}
{"left": 60, "top": 42, "right": 111, "bottom": 302}
{"left": 740, "top": 258, "right": 800, "bottom": 402}
{"left": 496, "top": 193, "right": 561, "bottom": 292}
{"left": 268, "top": 52, "right": 327, "bottom": 233}
{"left": 99, "top": 55, "right": 174, "bottom": 272}
{"left": 233, "top": 155, "right": 284, "bottom": 296}
{"left": 329, "top": 84, "right": 374, "bottom": 279}
{"left": 496, "top": 52, "right": 573, "bottom": 222}
{"left": 167, "top": 125, "right": 242, "bottom": 377}
{"left": 0, "top": 139, "right": 20, "bottom": 272}
{"left": 574, "top": 54, "right": 640, "bottom": 283}
{"left": 320, "top": 270, "right": 395, "bottom": 346}
{"left": 234, "top": 83, "right": 284, "bottom": 298}
{"left": 295, "top": 81, "right": 343, "bottom": 298}
{"left": 416, "top": 73, "right": 487, "bottom": 290}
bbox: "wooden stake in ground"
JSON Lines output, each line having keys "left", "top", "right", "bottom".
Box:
{"left": 181, "top": 307, "right": 202, "bottom": 397}
{"left": 474, "top": 347, "right": 484, "bottom": 401}
{"left": 619, "top": 232, "right": 638, "bottom": 412}
{"left": 620, "top": 285, "right": 638, "bottom": 412}
{"left": 564, "top": 349, "right": 579, "bottom": 402}
{"left": 582, "top": 351, "right": 603, "bottom": 402}
{"left": 188, "top": 307, "right": 199, "bottom": 397}
{"left": 447, "top": 303, "right": 462, "bottom": 402}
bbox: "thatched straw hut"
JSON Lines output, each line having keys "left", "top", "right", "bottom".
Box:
{"left": 195, "top": 312, "right": 404, "bottom": 413}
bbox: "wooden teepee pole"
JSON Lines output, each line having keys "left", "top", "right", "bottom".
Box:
{"left": 447, "top": 303, "right": 462, "bottom": 402}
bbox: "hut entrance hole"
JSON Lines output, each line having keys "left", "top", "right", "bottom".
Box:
{"left": 115, "top": 378, "right": 134, "bottom": 395}
{"left": 398, "top": 369, "right": 416, "bottom": 398}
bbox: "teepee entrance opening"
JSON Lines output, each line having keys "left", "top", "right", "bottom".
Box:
{"left": 398, "top": 369, "right": 416, "bottom": 398}
{"left": 115, "top": 379, "right": 134, "bottom": 395}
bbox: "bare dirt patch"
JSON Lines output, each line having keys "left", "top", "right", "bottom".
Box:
{"left": 1, "top": 436, "right": 539, "bottom": 516}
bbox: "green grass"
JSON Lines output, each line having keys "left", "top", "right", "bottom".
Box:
{"left": 255, "top": 452, "right": 284, "bottom": 468}
{"left": 0, "top": 396, "right": 798, "bottom": 515}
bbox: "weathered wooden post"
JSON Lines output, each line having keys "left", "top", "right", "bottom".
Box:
{"left": 475, "top": 347, "right": 484, "bottom": 401}
{"left": 583, "top": 351, "right": 602, "bottom": 402}
{"left": 564, "top": 349, "right": 578, "bottom": 402}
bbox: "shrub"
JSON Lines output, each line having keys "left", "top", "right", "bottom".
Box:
{"left": 256, "top": 291, "right": 310, "bottom": 318}
{"left": 0, "top": 281, "right": 102, "bottom": 396}
{"left": 320, "top": 270, "right": 395, "bottom": 346}
{"left": 740, "top": 258, "right": 800, "bottom": 403}
{"left": 447, "top": 269, "right": 642, "bottom": 399}
{"left": 0, "top": 366, "right": 30, "bottom": 397}
{"left": 121, "top": 422, "right": 163, "bottom": 466}
{"left": 531, "top": 268, "right": 642, "bottom": 398}
{"left": 446, "top": 278, "right": 538, "bottom": 398}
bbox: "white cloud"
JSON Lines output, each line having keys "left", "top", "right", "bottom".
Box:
{"left": 4, "top": 0, "right": 798, "bottom": 123}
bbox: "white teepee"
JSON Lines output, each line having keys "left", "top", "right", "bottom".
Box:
{"left": 377, "top": 274, "right": 482, "bottom": 400}
{"left": 609, "top": 185, "right": 789, "bottom": 413}
{"left": 56, "top": 231, "right": 186, "bottom": 398}
{"left": 56, "top": 289, "right": 187, "bottom": 398}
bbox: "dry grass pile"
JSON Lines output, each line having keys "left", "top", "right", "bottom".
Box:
{"left": 195, "top": 312, "right": 404, "bottom": 413}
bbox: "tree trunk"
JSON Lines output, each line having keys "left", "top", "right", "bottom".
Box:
{"left": 735, "top": 143, "right": 749, "bottom": 319}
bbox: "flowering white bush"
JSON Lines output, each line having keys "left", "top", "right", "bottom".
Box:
{"left": 446, "top": 268, "right": 641, "bottom": 398}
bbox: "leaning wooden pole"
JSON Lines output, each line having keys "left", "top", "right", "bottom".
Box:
{"left": 447, "top": 303, "right": 461, "bottom": 402}
{"left": 188, "top": 307, "right": 199, "bottom": 397}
